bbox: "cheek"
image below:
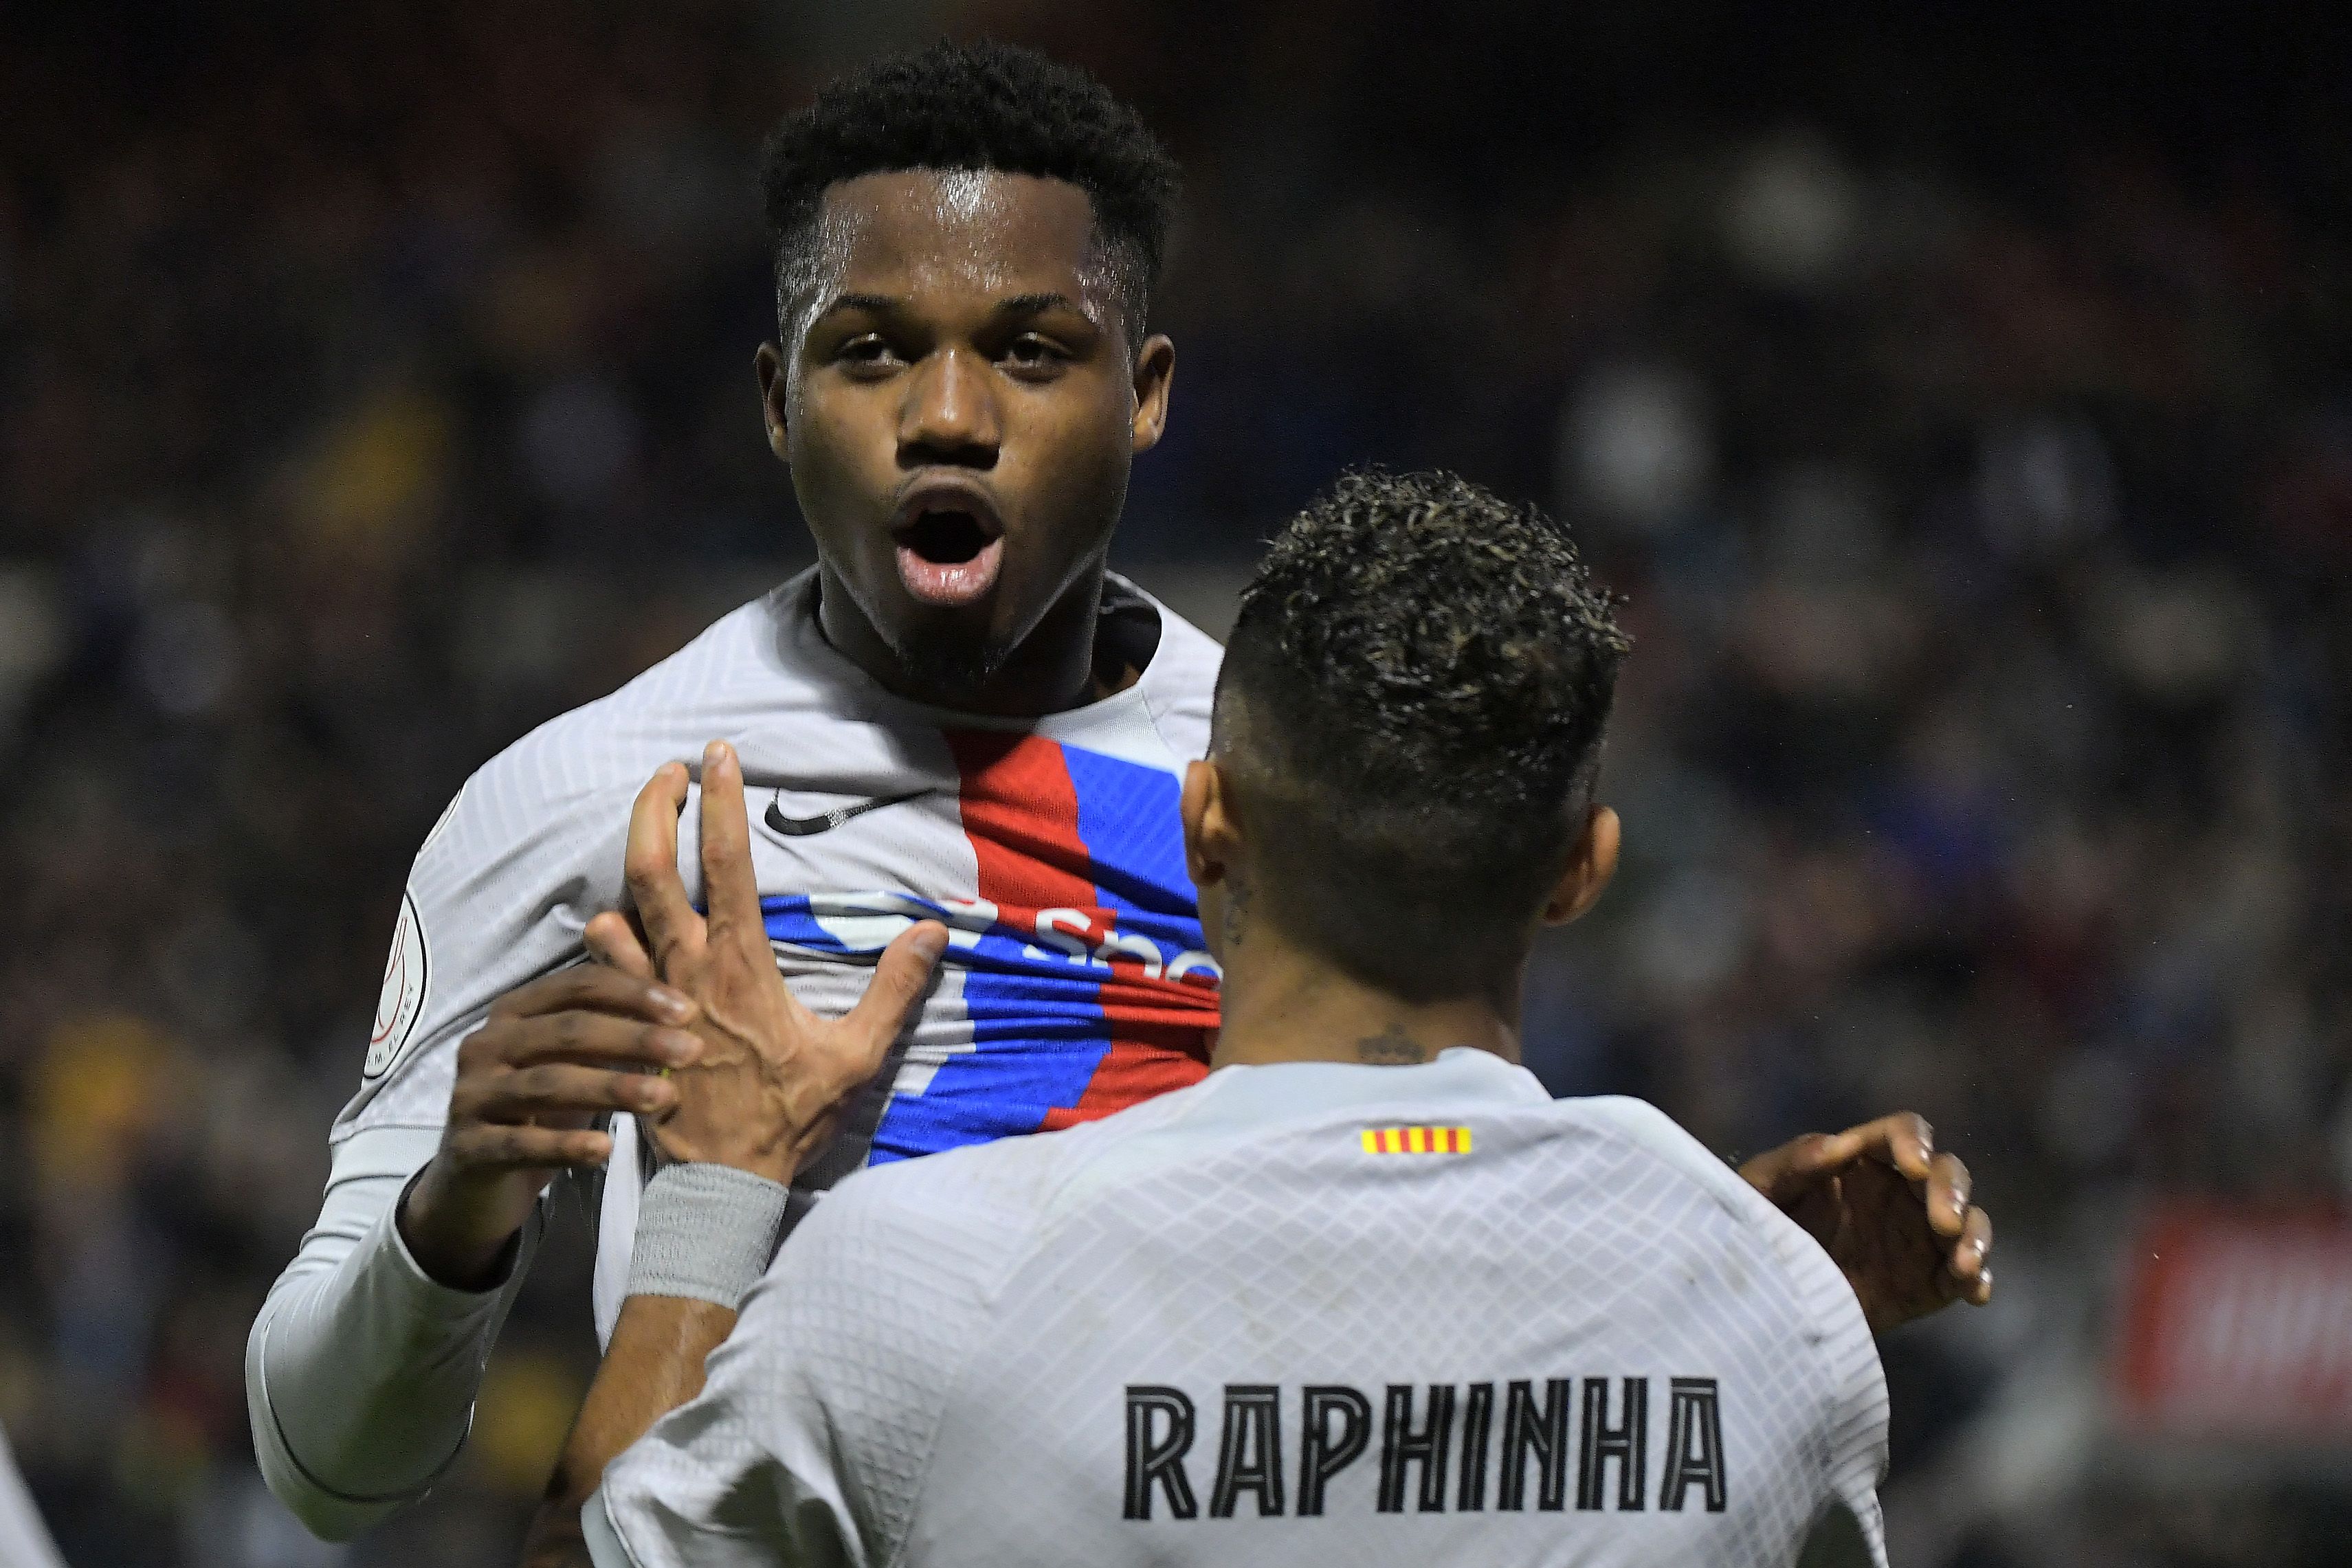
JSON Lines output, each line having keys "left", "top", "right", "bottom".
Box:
{"left": 786, "top": 394, "right": 890, "bottom": 526}
{"left": 1007, "top": 389, "right": 1133, "bottom": 548}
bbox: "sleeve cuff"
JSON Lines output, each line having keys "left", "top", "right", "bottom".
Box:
{"left": 383, "top": 1165, "right": 533, "bottom": 1313}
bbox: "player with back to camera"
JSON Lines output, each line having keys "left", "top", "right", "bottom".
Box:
{"left": 559, "top": 469, "right": 1918, "bottom": 1567}
{"left": 245, "top": 41, "right": 1988, "bottom": 1545}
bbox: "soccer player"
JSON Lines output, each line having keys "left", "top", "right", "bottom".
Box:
{"left": 246, "top": 43, "right": 1987, "bottom": 1543}
{"left": 567, "top": 469, "right": 1919, "bottom": 1567}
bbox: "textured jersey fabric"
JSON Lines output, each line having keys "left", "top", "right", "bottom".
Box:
{"left": 336, "top": 567, "right": 1223, "bottom": 1158}
{"left": 246, "top": 572, "right": 1225, "bottom": 1536}
{"left": 592, "top": 1051, "right": 1891, "bottom": 1568}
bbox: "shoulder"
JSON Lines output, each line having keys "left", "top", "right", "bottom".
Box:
{"left": 1540, "top": 1096, "right": 1778, "bottom": 1218}
{"left": 1537, "top": 1096, "right": 1819, "bottom": 1255}
{"left": 1115, "top": 574, "right": 1223, "bottom": 761}
{"left": 418, "top": 586, "right": 805, "bottom": 869}
{"left": 1544, "top": 1095, "right": 1882, "bottom": 1365}
{"left": 484, "top": 587, "right": 800, "bottom": 796}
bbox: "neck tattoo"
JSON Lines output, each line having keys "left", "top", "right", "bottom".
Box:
{"left": 1220, "top": 872, "right": 1252, "bottom": 952}
{"left": 1354, "top": 1024, "right": 1428, "bottom": 1064}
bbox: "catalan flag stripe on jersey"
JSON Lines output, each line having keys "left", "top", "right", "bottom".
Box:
{"left": 1360, "top": 1125, "right": 1474, "bottom": 1154}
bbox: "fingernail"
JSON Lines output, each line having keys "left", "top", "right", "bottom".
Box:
{"left": 653, "top": 987, "right": 693, "bottom": 1022}
{"left": 705, "top": 739, "right": 731, "bottom": 773}
{"left": 912, "top": 923, "right": 948, "bottom": 960}
{"left": 657, "top": 1029, "right": 701, "bottom": 1064}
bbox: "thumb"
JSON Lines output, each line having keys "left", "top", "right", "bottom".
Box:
{"left": 842, "top": 920, "right": 948, "bottom": 1051}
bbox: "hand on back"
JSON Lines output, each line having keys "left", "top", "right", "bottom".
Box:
{"left": 1740, "top": 1112, "right": 1994, "bottom": 1334}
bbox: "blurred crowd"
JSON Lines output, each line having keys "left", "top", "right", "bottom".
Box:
{"left": 0, "top": 3, "right": 2344, "bottom": 1564}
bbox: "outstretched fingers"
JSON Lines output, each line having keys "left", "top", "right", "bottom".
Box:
{"left": 841, "top": 920, "right": 950, "bottom": 1062}
{"left": 698, "top": 741, "right": 769, "bottom": 943}
{"left": 626, "top": 761, "right": 702, "bottom": 971}
{"left": 585, "top": 909, "right": 656, "bottom": 982}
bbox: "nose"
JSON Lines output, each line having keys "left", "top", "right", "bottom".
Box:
{"left": 898, "top": 345, "right": 1000, "bottom": 469}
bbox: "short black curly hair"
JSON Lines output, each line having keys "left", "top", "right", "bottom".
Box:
{"left": 759, "top": 40, "right": 1180, "bottom": 341}
{"left": 1217, "top": 469, "right": 1631, "bottom": 1001}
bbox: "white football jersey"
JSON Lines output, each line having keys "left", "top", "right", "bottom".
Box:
{"left": 588, "top": 1050, "right": 1891, "bottom": 1568}
{"left": 335, "top": 568, "right": 1225, "bottom": 1340}
{"left": 248, "top": 572, "right": 1228, "bottom": 1538}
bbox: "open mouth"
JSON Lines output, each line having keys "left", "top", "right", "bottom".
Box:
{"left": 898, "top": 508, "right": 994, "bottom": 565}
{"left": 892, "top": 487, "right": 1006, "bottom": 608}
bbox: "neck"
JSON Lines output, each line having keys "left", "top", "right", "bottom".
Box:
{"left": 816, "top": 559, "right": 1118, "bottom": 719}
{"left": 1208, "top": 932, "right": 1523, "bottom": 1073}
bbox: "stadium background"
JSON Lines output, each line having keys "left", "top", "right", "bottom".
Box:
{"left": 1, "top": 1, "right": 2347, "bottom": 1563}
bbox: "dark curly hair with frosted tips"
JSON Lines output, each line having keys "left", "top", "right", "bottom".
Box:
{"left": 759, "top": 39, "right": 1181, "bottom": 344}
{"left": 1215, "top": 468, "right": 1632, "bottom": 1001}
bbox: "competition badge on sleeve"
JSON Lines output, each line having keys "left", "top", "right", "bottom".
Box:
{"left": 364, "top": 891, "right": 431, "bottom": 1079}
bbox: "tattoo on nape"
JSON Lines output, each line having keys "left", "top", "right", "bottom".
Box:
{"left": 1354, "top": 1024, "right": 1427, "bottom": 1064}
{"left": 1221, "top": 872, "right": 1252, "bottom": 952}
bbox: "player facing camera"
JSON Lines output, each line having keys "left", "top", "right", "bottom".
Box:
{"left": 1183, "top": 467, "right": 1630, "bottom": 1042}
{"left": 565, "top": 471, "right": 1950, "bottom": 1567}
{"left": 751, "top": 39, "right": 1179, "bottom": 712}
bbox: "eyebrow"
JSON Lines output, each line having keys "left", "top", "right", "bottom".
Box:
{"left": 994, "top": 291, "right": 1083, "bottom": 317}
{"left": 814, "top": 291, "right": 898, "bottom": 321}
{"left": 813, "top": 289, "right": 1087, "bottom": 322}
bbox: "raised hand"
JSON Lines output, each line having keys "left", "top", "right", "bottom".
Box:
{"left": 598, "top": 740, "right": 946, "bottom": 1184}
{"left": 401, "top": 970, "right": 702, "bottom": 1289}
{"left": 1739, "top": 1112, "right": 1993, "bottom": 1335}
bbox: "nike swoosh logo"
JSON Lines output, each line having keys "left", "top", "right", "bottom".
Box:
{"left": 763, "top": 787, "right": 934, "bottom": 838}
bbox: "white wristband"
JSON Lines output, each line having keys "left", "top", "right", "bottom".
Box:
{"left": 625, "top": 1163, "right": 792, "bottom": 1310}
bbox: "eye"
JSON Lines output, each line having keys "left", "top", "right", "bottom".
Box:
{"left": 1001, "top": 333, "right": 1069, "bottom": 377}
{"left": 836, "top": 335, "right": 901, "bottom": 373}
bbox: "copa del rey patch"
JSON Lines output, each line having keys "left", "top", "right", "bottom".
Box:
{"left": 365, "top": 891, "right": 430, "bottom": 1079}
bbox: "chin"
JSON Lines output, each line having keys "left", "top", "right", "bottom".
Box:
{"left": 888, "top": 621, "right": 1013, "bottom": 703}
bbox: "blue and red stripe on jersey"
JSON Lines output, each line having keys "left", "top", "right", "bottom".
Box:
{"left": 759, "top": 732, "right": 1219, "bottom": 1164}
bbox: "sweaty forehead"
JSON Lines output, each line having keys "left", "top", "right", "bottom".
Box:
{"left": 805, "top": 169, "right": 1105, "bottom": 313}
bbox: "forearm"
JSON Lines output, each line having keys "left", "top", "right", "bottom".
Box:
{"left": 524, "top": 1296, "right": 737, "bottom": 1567}
{"left": 522, "top": 1163, "right": 792, "bottom": 1568}
{"left": 247, "top": 1130, "right": 538, "bottom": 1541}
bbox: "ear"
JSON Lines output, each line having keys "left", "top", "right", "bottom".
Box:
{"left": 755, "top": 342, "right": 790, "bottom": 463}
{"left": 1179, "top": 757, "right": 1234, "bottom": 889}
{"left": 1130, "top": 333, "right": 1175, "bottom": 455}
{"left": 1540, "top": 805, "right": 1620, "bottom": 927}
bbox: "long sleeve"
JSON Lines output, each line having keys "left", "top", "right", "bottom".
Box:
{"left": 245, "top": 705, "right": 639, "bottom": 1537}
{"left": 245, "top": 1125, "right": 544, "bottom": 1541}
